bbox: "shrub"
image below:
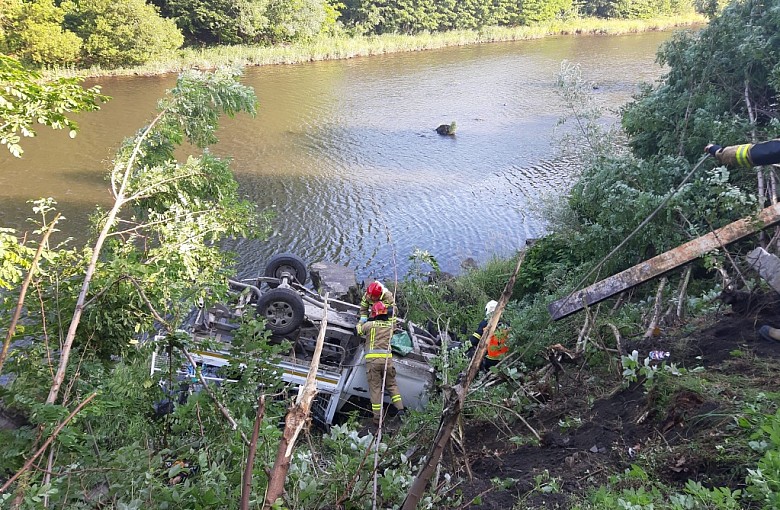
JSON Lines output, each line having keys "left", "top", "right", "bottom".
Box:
{"left": 72, "top": 0, "right": 183, "bottom": 68}
{"left": 0, "top": 0, "right": 82, "bottom": 66}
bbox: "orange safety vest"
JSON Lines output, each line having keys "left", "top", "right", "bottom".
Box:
{"left": 486, "top": 327, "right": 509, "bottom": 360}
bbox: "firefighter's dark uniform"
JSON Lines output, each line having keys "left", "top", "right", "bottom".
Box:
{"left": 710, "top": 139, "right": 780, "bottom": 167}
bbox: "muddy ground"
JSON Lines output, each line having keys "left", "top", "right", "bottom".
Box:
{"left": 448, "top": 292, "right": 780, "bottom": 509}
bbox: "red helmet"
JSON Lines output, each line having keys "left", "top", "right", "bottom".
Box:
{"left": 366, "top": 281, "right": 383, "bottom": 300}
{"left": 370, "top": 301, "right": 388, "bottom": 318}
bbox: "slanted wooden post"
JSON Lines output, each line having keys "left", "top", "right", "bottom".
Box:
{"left": 549, "top": 202, "right": 780, "bottom": 320}
{"left": 401, "top": 253, "right": 525, "bottom": 510}
{"left": 263, "top": 295, "right": 329, "bottom": 509}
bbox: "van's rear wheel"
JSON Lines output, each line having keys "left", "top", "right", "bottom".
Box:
{"left": 264, "top": 253, "right": 307, "bottom": 288}
{"left": 256, "top": 288, "right": 305, "bottom": 335}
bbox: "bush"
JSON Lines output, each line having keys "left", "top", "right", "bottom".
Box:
{"left": 72, "top": 0, "right": 183, "bottom": 68}
{"left": 0, "top": 0, "right": 82, "bottom": 66}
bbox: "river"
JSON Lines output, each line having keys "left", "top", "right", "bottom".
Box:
{"left": 0, "top": 30, "right": 686, "bottom": 281}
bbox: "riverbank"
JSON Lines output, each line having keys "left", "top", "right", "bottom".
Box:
{"left": 48, "top": 14, "right": 705, "bottom": 79}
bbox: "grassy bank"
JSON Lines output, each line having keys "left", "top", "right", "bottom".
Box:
{"left": 50, "top": 13, "right": 705, "bottom": 79}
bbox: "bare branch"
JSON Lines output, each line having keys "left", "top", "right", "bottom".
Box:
{"left": 0, "top": 392, "right": 98, "bottom": 494}
{"left": 1, "top": 214, "right": 60, "bottom": 375}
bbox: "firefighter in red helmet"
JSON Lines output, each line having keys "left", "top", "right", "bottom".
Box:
{"left": 359, "top": 280, "right": 395, "bottom": 324}
{"left": 356, "top": 300, "right": 405, "bottom": 425}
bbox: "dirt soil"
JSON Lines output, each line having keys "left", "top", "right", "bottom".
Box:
{"left": 450, "top": 291, "right": 780, "bottom": 509}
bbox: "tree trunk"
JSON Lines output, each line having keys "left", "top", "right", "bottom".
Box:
{"left": 264, "top": 295, "right": 329, "bottom": 509}
{"left": 643, "top": 277, "right": 667, "bottom": 339}
{"left": 676, "top": 266, "right": 692, "bottom": 320}
{"left": 46, "top": 112, "right": 165, "bottom": 405}
{"left": 401, "top": 253, "right": 525, "bottom": 510}
{"left": 241, "top": 394, "right": 266, "bottom": 510}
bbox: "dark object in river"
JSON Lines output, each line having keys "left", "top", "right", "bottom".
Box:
{"left": 436, "top": 122, "right": 457, "bottom": 136}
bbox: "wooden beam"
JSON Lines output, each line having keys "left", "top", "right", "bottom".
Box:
{"left": 548, "top": 202, "right": 780, "bottom": 320}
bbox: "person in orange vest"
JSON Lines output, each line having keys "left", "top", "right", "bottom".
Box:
{"left": 467, "top": 300, "right": 510, "bottom": 372}
{"left": 356, "top": 301, "right": 405, "bottom": 425}
{"left": 358, "top": 280, "right": 395, "bottom": 324}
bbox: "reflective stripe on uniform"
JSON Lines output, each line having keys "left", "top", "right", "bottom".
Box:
{"left": 366, "top": 352, "right": 392, "bottom": 359}
{"left": 391, "top": 394, "right": 402, "bottom": 403}
{"left": 736, "top": 144, "right": 752, "bottom": 167}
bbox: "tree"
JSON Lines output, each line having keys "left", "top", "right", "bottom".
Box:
{"left": 519, "top": 0, "right": 572, "bottom": 24}
{"left": 44, "top": 66, "right": 263, "bottom": 404}
{"left": 70, "top": 0, "right": 184, "bottom": 68}
{"left": 152, "top": 0, "right": 271, "bottom": 45}
{"left": 0, "top": 0, "right": 82, "bottom": 66}
{"left": 263, "top": 0, "right": 331, "bottom": 43}
{"left": 623, "top": 0, "right": 780, "bottom": 163}
{"left": 0, "top": 54, "right": 107, "bottom": 157}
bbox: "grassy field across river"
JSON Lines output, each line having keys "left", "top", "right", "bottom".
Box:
{"left": 48, "top": 13, "right": 705, "bottom": 79}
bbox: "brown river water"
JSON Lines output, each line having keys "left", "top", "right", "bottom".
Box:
{"left": 0, "top": 30, "right": 685, "bottom": 280}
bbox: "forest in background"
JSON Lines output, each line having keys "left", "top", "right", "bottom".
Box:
{"left": 0, "top": 0, "right": 709, "bottom": 69}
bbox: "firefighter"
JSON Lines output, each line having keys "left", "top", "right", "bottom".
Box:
{"left": 467, "top": 300, "right": 510, "bottom": 372}
{"left": 358, "top": 280, "right": 395, "bottom": 324}
{"left": 357, "top": 301, "right": 405, "bottom": 425}
{"left": 705, "top": 140, "right": 780, "bottom": 343}
{"left": 705, "top": 139, "right": 780, "bottom": 167}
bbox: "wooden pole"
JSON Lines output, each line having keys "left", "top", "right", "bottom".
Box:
{"left": 401, "top": 253, "right": 525, "bottom": 510}
{"left": 549, "top": 202, "right": 780, "bottom": 320}
{"left": 263, "top": 294, "right": 329, "bottom": 509}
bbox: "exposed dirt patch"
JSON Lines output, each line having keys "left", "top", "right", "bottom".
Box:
{"left": 450, "top": 292, "right": 780, "bottom": 508}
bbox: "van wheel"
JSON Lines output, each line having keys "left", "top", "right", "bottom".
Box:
{"left": 256, "top": 288, "right": 305, "bottom": 335}
{"left": 264, "top": 253, "right": 308, "bottom": 288}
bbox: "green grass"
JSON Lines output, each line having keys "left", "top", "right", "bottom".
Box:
{"left": 45, "top": 14, "right": 706, "bottom": 79}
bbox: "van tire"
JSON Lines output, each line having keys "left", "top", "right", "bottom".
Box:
{"left": 256, "top": 288, "right": 305, "bottom": 335}
{"left": 264, "top": 253, "right": 307, "bottom": 288}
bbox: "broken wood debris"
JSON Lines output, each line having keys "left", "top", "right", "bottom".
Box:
{"left": 548, "top": 202, "right": 780, "bottom": 320}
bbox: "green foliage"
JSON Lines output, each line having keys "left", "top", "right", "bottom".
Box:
{"left": 264, "top": 0, "right": 331, "bottom": 43}
{"left": 342, "top": 0, "right": 686, "bottom": 35}
{"left": 515, "top": 234, "right": 579, "bottom": 295}
{"left": 0, "top": 69, "right": 272, "bottom": 506}
{"left": 71, "top": 0, "right": 184, "bottom": 68}
{"left": 154, "top": 0, "right": 337, "bottom": 45}
{"left": 0, "top": 0, "right": 82, "bottom": 66}
{"left": 0, "top": 54, "right": 107, "bottom": 157}
{"left": 623, "top": 0, "right": 780, "bottom": 162}
{"left": 397, "top": 249, "right": 519, "bottom": 338}
{"left": 620, "top": 349, "right": 689, "bottom": 390}
{"left": 746, "top": 408, "right": 780, "bottom": 507}
{"left": 0, "top": 228, "right": 33, "bottom": 290}
{"left": 519, "top": 0, "right": 572, "bottom": 24}
{"left": 152, "top": 0, "right": 271, "bottom": 45}
{"left": 579, "top": 0, "right": 694, "bottom": 19}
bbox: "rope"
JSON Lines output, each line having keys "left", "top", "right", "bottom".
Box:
{"left": 548, "top": 153, "right": 712, "bottom": 322}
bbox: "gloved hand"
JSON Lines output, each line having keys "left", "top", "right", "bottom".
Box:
{"left": 359, "top": 317, "right": 367, "bottom": 324}
{"left": 704, "top": 143, "right": 722, "bottom": 156}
